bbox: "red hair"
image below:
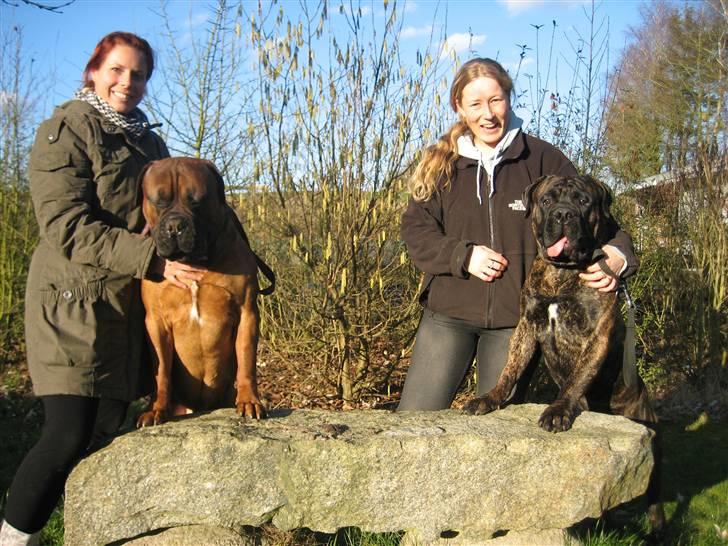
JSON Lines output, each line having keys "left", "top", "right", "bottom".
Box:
{"left": 82, "top": 32, "right": 155, "bottom": 89}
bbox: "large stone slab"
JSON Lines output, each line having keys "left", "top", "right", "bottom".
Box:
{"left": 64, "top": 405, "right": 654, "bottom": 545}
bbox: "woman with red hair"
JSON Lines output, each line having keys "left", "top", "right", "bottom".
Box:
{"left": 0, "top": 32, "right": 203, "bottom": 544}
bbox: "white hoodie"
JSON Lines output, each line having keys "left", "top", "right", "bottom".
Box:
{"left": 456, "top": 110, "right": 524, "bottom": 204}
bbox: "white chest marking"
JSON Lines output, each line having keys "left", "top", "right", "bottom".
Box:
{"left": 189, "top": 281, "right": 202, "bottom": 325}
{"left": 548, "top": 303, "right": 558, "bottom": 330}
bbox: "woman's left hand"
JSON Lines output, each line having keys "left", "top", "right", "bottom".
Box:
{"left": 163, "top": 260, "right": 207, "bottom": 289}
{"left": 149, "top": 256, "right": 207, "bottom": 289}
{"left": 579, "top": 244, "right": 624, "bottom": 293}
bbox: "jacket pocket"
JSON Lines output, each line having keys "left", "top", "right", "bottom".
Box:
{"left": 29, "top": 150, "right": 74, "bottom": 172}
{"left": 29, "top": 279, "right": 126, "bottom": 369}
{"left": 96, "top": 146, "right": 137, "bottom": 218}
{"left": 426, "top": 274, "right": 485, "bottom": 324}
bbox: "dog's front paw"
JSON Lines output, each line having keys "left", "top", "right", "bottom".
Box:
{"left": 236, "top": 398, "right": 267, "bottom": 420}
{"left": 538, "top": 400, "right": 578, "bottom": 432}
{"left": 136, "top": 408, "right": 169, "bottom": 428}
{"left": 463, "top": 395, "right": 501, "bottom": 415}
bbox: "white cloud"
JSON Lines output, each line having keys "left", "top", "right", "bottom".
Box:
{"left": 440, "top": 32, "right": 486, "bottom": 59}
{"left": 403, "top": 0, "right": 418, "bottom": 13}
{"left": 501, "top": 57, "right": 534, "bottom": 73}
{"left": 188, "top": 11, "right": 210, "bottom": 29}
{"left": 0, "top": 91, "right": 15, "bottom": 107}
{"left": 163, "top": 10, "right": 210, "bottom": 48}
{"left": 498, "top": 0, "right": 545, "bottom": 15}
{"left": 401, "top": 25, "right": 433, "bottom": 39}
{"left": 339, "top": 4, "right": 372, "bottom": 17}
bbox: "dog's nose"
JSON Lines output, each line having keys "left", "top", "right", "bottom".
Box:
{"left": 163, "top": 216, "right": 188, "bottom": 238}
{"left": 552, "top": 207, "right": 575, "bottom": 224}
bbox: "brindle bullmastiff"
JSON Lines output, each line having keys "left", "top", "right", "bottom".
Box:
{"left": 464, "top": 174, "right": 665, "bottom": 534}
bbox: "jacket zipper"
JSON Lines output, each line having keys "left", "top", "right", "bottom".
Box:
{"left": 486, "top": 166, "right": 495, "bottom": 328}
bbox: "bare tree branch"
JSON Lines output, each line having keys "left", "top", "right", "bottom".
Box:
{"left": 1, "top": 0, "right": 75, "bottom": 13}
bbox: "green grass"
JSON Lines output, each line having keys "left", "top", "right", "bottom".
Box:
{"left": 39, "top": 508, "right": 64, "bottom": 546}
{"left": 569, "top": 413, "right": 728, "bottom": 546}
{"left": 660, "top": 415, "right": 728, "bottom": 545}
{"left": 2, "top": 383, "right": 726, "bottom": 545}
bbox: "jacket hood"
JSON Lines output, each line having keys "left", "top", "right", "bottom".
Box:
{"left": 455, "top": 111, "right": 524, "bottom": 204}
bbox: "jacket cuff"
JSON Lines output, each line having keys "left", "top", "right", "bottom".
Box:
{"left": 606, "top": 230, "right": 639, "bottom": 278}
{"left": 607, "top": 245, "right": 628, "bottom": 276}
{"left": 139, "top": 238, "right": 158, "bottom": 280}
{"left": 451, "top": 241, "right": 473, "bottom": 278}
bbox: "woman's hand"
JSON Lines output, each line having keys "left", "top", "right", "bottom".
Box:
{"left": 466, "top": 245, "right": 508, "bottom": 282}
{"left": 579, "top": 244, "right": 625, "bottom": 293}
{"left": 163, "top": 260, "right": 207, "bottom": 289}
{"left": 150, "top": 256, "right": 207, "bottom": 289}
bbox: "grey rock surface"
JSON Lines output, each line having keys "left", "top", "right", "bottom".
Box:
{"left": 64, "top": 405, "right": 653, "bottom": 545}
{"left": 125, "top": 525, "right": 255, "bottom": 546}
{"left": 401, "top": 527, "right": 569, "bottom": 546}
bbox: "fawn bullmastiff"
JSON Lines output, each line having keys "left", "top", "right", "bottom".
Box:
{"left": 136, "top": 157, "right": 272, "bottom": 426}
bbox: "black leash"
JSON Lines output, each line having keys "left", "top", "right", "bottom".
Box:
{"left": 228, "top": 208, "right": 276, "bottom": 296}
{"left": 593, "top": 249, "right": 639, "bottom": 390}
{"left": 619, "top": 280, "right": 639, "bottom": 389}
{"left": 253, "top": 254, "right": 276, "bottom": 296}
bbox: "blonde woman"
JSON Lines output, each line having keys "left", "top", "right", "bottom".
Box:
{"left": 398, "top": 58, "right": 637, "bottom": 410}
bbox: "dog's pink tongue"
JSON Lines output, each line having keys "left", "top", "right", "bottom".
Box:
{"left": 546, "top": 236, "right": 568, "bottom": 257}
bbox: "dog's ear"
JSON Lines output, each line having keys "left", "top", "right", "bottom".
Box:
{"left": 523, "top": 175, "right": 550, "bottom": 218}
{"left": 203, "top": 159, "right": 227, "bottom": 204}
{"left": 585, "top": 175, "right": 615, "bottom": 223}
{"left": 136, "top": 160, "right": 160, "bottom": 227}
{"left": 136, "top": 160, "right": 157, "bottom": 203}
{"left": 581, "top": 174, "right": 619, "bottom": 242}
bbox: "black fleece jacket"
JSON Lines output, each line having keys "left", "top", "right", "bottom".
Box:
{"left": 401, "top": 132, "right": 638, "bottom": 329}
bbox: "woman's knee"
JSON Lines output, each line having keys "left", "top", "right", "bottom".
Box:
{"left": 34, "top": 423, "right": 91, "bottom": 469}
{"left": 398, "top": 310, "right": 478, "bottom": 410}
{"left": 38, "top": 395, "right": 98, "bottom": 463}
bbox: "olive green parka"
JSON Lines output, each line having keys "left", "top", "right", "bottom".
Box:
{"left": 25, "top": 99, "right": 169, "bottom": 401}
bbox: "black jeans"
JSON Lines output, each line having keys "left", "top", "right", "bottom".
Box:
{"left": 3, "top": 395, "right": 128, "bottom": 533}
{"left": 397, "top": 309, "right": 516, "bottom": 411}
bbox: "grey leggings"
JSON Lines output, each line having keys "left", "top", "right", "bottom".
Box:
{"left": 397, "top": 309, "right": 520, "bottom": 411}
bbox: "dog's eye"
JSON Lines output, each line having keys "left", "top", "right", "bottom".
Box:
{"left": 541, "top": 198, "right": 552, "bottom": 207}
{"left": 152, "top": 198, "right": 172, "bottom": 208}
{"left": 579, "top": 197, "right": 590, "bottom": 206}
{"left": 186, "top": 196, "right": 202, "bottom": 208}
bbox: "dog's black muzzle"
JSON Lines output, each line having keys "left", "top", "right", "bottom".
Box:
{"left": 541, "top": 203, "right": 595, "bottom": 266}
{"left": 154, "top": 212, "right": 208, "bottom": 263}
{"left": 543, "top": 204, "right": 582, "bottom": 243}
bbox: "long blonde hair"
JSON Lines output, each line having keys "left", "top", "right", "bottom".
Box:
{"left": 409, "top": 58, "right": 514, "bottom": 202}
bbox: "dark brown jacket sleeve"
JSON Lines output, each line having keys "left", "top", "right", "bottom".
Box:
{"left": 400, "top": 193, "right": 473, "bottom": 279}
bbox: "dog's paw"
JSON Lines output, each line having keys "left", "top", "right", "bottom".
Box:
{"left": 463, "top": 395, "right": 501, "bottom": 415}
{"left": 647, "top": 502, "right": 666, "bottom": 541}
{"left": 538, "top": 400, "right": 578, "bottom": 432}
{"left": 236, "top": 399, "right": 267, "bottom": 420}
{"left": 136, "top": 408, "right": 168, "bottom": 428}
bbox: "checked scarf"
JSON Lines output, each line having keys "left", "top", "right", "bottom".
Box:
{"left": 75, "top": 88, "right": 152, "bottom": 140}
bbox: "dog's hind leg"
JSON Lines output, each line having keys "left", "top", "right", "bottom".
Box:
{"left": 610, "top": 381, "right": 666, "bottom": 538}
{"left": 646, "top": 425, "right": 666, "bottom": 538}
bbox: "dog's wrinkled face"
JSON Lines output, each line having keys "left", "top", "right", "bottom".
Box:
{"left": 140, "top": 157, "right": 226, "bottom": 264}
{"left": 524, "top": 174, "right": 617, "bottom": 267}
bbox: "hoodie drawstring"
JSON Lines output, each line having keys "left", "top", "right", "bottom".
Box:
{"left": 476, "top": 156, "right": 483, "bottom": 205}
{"left": 456, "top": 111, "right": 524, "bottom": 206}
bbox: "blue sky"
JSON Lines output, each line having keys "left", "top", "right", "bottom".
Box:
{"left": 1, "top": 0, "right": 647, "bottom": 123}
